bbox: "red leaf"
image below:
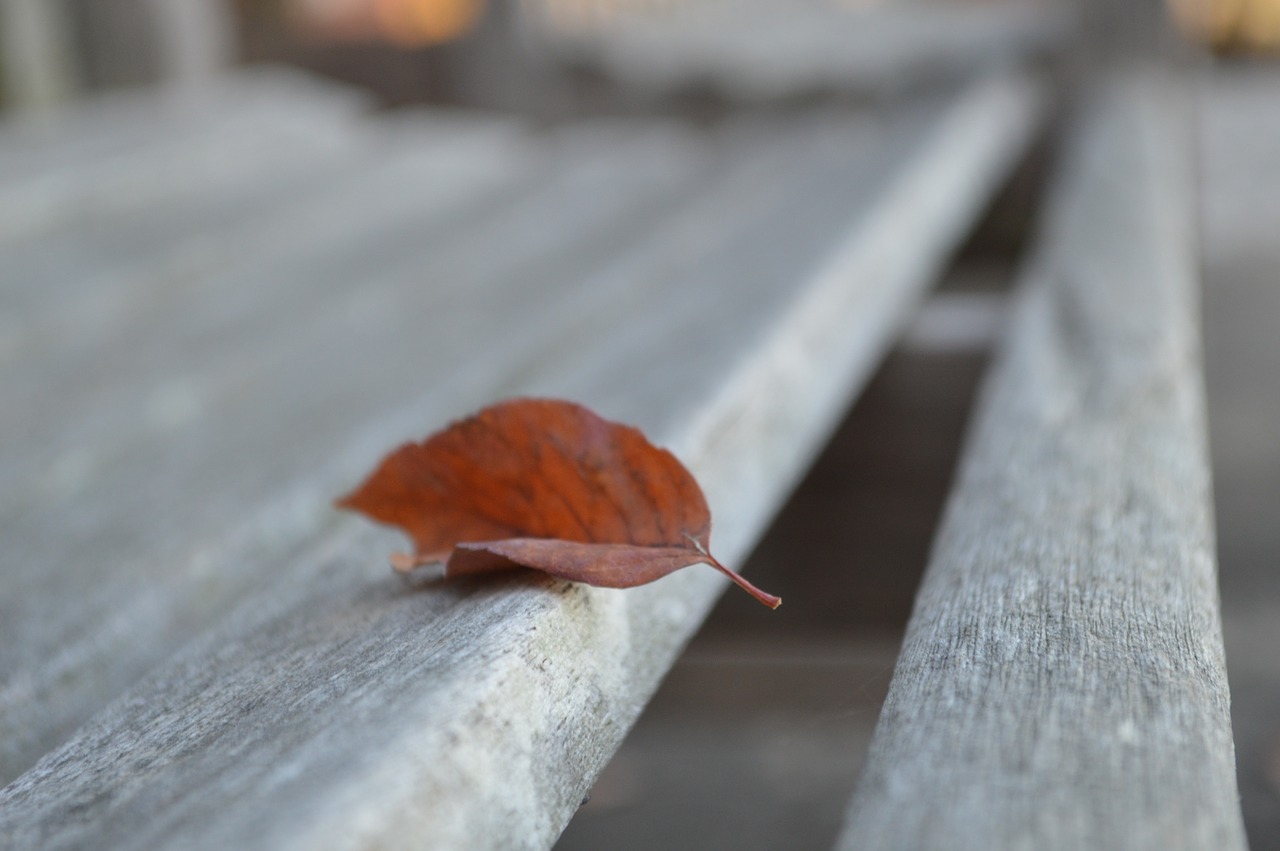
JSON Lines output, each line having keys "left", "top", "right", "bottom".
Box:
{"left": 335, "top": 398, "right": 780, "bottom": 608}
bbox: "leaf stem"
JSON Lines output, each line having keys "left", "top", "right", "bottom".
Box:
{"left": 703, "top": 555, "right": 782, "bottom": 609}
{"left": 684, "top": 534, "right": 781, "bottom": 609}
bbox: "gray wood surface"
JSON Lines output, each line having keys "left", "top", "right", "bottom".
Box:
{"left": 1, "top": 111, "right": 527, "bottom": 370}
{"left": 836, "top": 71, "right": 1247, "bottom": 850}
{"left": 0, "top": 71, "right": 1042, "bottom": 848}
{"left": 0, "top": 67, "right": 372, "bottom": 245}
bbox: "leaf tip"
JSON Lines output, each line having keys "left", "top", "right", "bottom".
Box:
{"left": 333, "top": 490, "right": 359, "bottom": 513}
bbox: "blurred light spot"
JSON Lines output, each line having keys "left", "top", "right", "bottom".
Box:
{"left": 1169, "top": 0, "right": 1280, "bottom": 51}
{"left": 288, "top": 0, "right": 485, "bottom": 46}
{"left": 376, "top": 0, "right": 485, "bottom": 45}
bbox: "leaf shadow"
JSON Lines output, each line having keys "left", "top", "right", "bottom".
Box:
{"left": 388, "top": 562, "right": 569, "bottom": 603}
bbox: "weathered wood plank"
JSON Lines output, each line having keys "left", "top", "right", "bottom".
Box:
{"left": 0, "top": 108, "right": 528, "bottom": 363}
{"left": 835, "top": 71, "right": 1247, "bottom": 850}
{"left": 0, "top": 67, "right": 372, "bottom": 245}
{"left": 0, "top": 72, "right": 1043, "bottom": 848}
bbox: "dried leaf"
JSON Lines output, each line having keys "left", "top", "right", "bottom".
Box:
{"left": 336, "top": 398, "right": 780, "bottom": 608}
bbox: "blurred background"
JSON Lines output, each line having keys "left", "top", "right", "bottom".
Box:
{"left": 2, "top": 1, "right": 1278, "bottom": 848}
{"left": 3, "top": 0, "right": 1274, "bottom": 113}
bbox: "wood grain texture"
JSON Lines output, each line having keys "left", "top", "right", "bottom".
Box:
{"left": 0, "top": 72, "right": 1042, "bottom": 849}
{"left": 836, "top": 71, "right": 1247, "bottom": 850}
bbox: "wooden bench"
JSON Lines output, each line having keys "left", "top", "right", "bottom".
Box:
{"left": 0, "top": 59, "right": 1246, "bottom": 851}
{"left": 0, "top": 62, "right": 1040, "bottom": 849}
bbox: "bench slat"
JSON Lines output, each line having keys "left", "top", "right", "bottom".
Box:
{"left": 0, "top": 72, "right": 1042, "bottom": 849}
{"left": 835, "top": 72, "right": 1247, "bottom": 850}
